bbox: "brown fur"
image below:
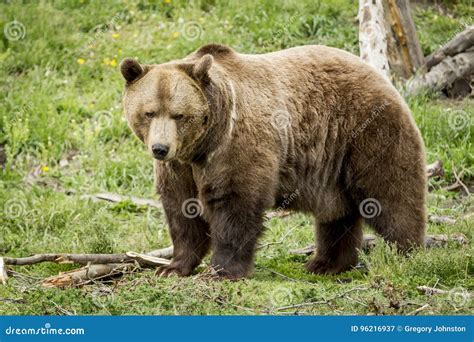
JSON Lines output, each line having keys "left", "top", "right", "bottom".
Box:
{"left": 120, "top": 44, "right": 427, "bottom": 279}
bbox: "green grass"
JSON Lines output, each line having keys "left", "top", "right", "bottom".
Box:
{"left": 0, "top": 0, "right": 473, "bottom": 315}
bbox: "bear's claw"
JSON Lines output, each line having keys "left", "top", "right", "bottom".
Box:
{"left": 155, "top": 263, "right": 192, "bottom": 278}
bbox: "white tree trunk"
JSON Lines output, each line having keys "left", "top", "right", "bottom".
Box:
{"left": 358, "top": 0, "right": 391, "bottom": 80}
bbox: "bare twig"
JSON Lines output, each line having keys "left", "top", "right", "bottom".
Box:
{"left": 452, "top": 164, "right": 470, "bottom": 196}
{"left": 417, "top": 285, "right": 449, "bottom": 295}
{"left": 81, "top": 193, "right": 162, "bottom": 209}
{"left": 408, "top": 303, "right": 430, "bottom": 315}
{"left": 257, "top": 224, "right": 298, "bottom": 250}
{"left": 275, "top": 286, "right": 369, "bottom": 311}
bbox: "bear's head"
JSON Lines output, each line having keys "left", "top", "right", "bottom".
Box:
{"left": 120, "top": 53, "right": 221, "bottom": 163}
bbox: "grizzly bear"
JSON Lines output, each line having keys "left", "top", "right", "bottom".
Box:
{"left": 120, "top": 43, "right": 426, "bottom": 279}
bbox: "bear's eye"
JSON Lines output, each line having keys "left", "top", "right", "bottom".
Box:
{"left": 171, "top": 114, "right": 184, "bottom": 121}
{"left": 144, "top": 111, "right": 155, "bottom": 118}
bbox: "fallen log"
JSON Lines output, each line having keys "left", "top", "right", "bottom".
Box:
{"left": 422, "top": 26, "right": 474, "bottom": 72}
{"left": 407, "top": 49, "right": 474, "bottom": 96}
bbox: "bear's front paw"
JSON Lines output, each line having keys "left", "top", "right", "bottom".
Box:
{"left": 305, "top": 257, "right": 352, "bottom": 275}
{"left": 155, "top": 262, "right": 193, "bottom": 278}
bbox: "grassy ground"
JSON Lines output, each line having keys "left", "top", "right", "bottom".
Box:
{"left": 0, "top": 0, "right": 473, "bottom": 315}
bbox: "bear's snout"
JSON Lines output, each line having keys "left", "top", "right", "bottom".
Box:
{"left": 152, "top": 143, "right": 170, "bottom": 160}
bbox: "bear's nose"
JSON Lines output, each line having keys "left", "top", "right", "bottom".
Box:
{"left": 152, "top": 144, "right": 169, "bottom": 160}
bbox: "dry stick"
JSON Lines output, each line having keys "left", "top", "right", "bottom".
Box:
{"left": 80, "top": 193, "right": 162, "bottom": 209}
{"left": 408, "top": 303, "right": 430, "bottom": 316}
{"left": 452, "top": 163, "right": 470, "bottom": 196}
{"left": 275, "top": 286, "right": 369, "bottom": 312}
{"left": 42, "top": 264, "right": 137, "bottom": 288}
{"left": 3, "top": 251, "right": 172, "bottom": 268}
{"left": 428, "top": 215, "right": 456, "bottom": 225}
{"left": 416, "top": 286, "right": 449, "bottom": 295}
{"left": 2, "top": 248, "right": 173, "bottom": 288}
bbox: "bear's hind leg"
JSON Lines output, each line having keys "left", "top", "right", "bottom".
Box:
{"left": 306, "top": 213, "right": 363, "bottom": 275}
{"left": 363, "top": 197, "right": 425, "bottom": 250}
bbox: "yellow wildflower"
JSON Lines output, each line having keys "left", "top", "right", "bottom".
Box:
{"left": 112, "top": 32, "right": 120, "bottom": 39}
{"left": 103, "top": 57, "right": 110, "bottom": 65}
{"left": 164, "top": 0, "right": 172, "bottom": 3}
{"left": 172, "top": 31, "right": 180, "bottom": 38}
{"left": 77, "top": 58, "right": 85, "bottom": 65}
{"left": 110, "top": 58, "right": 117, "bottom": 67}
{"left": 42, "top": 166, "right": 49, "bottom": 172}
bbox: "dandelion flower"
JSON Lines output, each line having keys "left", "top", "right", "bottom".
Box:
{"left": 112, "top": 32, "right": 120, "bottom": 39}
{"left": 77, "top": 58, "right": 85, "bottom": 65}
{"left": 42, "top": 166, "right": 49, "bottom": 172}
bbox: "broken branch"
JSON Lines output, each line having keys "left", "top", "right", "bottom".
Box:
{"left": 3, "top": 251, "right": 171, "bottom": 268}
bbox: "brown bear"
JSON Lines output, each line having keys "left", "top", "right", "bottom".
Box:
{"left": 120, "top": 43, "right": 426, "bottom": 279}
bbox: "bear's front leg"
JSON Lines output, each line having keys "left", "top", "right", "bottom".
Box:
{"left": 206, "top": 196, "right": 265, "bottom": 279}
{"left": 155, "top": 162, "right": 210, "bottom": 277}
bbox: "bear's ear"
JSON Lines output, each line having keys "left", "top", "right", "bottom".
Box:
{"left": 120, "top": 58, "right": 144, "bottom": 84}
{"left": 180, "top": 54, "right": 213, "bottom": 84}
{"left": 193, "top": 54, "right": 213, "bottom": 81}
